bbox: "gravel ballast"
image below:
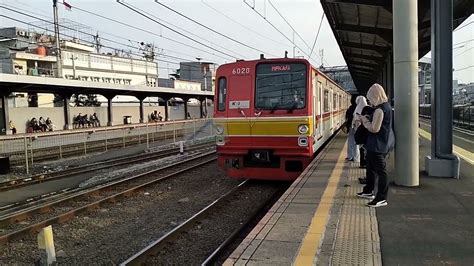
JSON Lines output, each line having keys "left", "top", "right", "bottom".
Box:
{"left": 147, "top": 180, "right": 288, "bottom": 265}
{"left": 0, "top": 162, "right": 241, "bottom": 264}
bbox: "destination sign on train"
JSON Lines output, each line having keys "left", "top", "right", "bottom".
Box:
{"left": 271, "top": 65, "right": 291, "bottom": 72}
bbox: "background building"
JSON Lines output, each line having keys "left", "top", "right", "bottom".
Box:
{"left": 179, "top": 61, "right": 216, "bottom": 92}
{"left": 320, "top": 66, "right": 357, "bottom": 94}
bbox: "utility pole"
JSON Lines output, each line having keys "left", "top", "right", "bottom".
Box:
{"left": 319, "top": 49, "right": 324, "bottom": 68}
{"left": 94, "top": 32, "right": 101, "bottom": 53}
{"left": 53, "top": 0, "right": 62, "bottom": 78}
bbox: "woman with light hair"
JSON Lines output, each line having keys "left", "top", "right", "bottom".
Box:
{"left": 356, "top": 83, "right": 394, "bottom": 208}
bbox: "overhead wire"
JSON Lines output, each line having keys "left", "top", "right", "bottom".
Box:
{"left": 309, "top": 13, "right": 325, "bottom": 63}
{"left": 119, "top": 2, "right": 246, "bottom": 60}
{"left": 242, "top": 0, "right": 320, "bottom": 66}
{"left": 154, "top": 0, "right": 279, "bottom": 57}
{"left": 116, "top": 1, "right": 239, "bottom": 60}
{"left": 56, "top": 2, "right": 233, "bottom": 61}
{"left": 266, "top": 0, "right": 314, "bottom": 53}
{"left": 454, "top": 65, "right": 474, "bottom": 72}
{"left": 454, "top": 47, "right": 474, "bottom": 58}
{"left": 0, "top": 5, "right": 213, "bottom": 65}
{"left": 200, "top": 0, "right": 290, "bottom": 48}
{"left": 0, "top": 5, "right": 222, "bottom": 70}
{"left": 0, "top": 14, "right": 216, "bottom": 72}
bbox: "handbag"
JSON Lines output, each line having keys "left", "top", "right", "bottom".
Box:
{"left": 354, "top": 125, "right": 368, "bottom": 145}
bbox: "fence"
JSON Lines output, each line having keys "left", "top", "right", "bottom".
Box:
{"left": 419, "top": 105, "right": 473, "bottom": 130}
{"left": 0, "top": 119, "right": 216, "bottom": 174}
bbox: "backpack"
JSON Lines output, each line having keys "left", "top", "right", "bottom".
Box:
{"left": 354, "top": 106, "right": 374, "bottom": 145}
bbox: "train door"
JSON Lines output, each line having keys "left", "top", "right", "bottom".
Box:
{"left": 311, "top": 74, "right": 318, "bottom": 136}
{"left": 330, "top": 88, "right": 334, "bottom": 131}
{"left": 317, "top": 82, "right": 323, "bottom": 138}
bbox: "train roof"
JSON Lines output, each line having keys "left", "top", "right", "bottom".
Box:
{"left": 218, "top": 57, "right": 350, "bottom": 95}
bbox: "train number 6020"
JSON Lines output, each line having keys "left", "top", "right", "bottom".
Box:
{"left": 232, "top": 67, "right": 250, "bottom": 75}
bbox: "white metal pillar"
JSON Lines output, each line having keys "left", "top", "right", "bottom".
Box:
{"left": 393, "top": 0, "right": 419, "bottom": 186}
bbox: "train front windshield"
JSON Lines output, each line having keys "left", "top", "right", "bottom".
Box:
{"left": 255, "top": 63, "right": 307, "bottom": 110}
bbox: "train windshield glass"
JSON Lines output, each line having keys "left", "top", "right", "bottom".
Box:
{"left": 255, "top": 63, "right": 307, "bottom": 110}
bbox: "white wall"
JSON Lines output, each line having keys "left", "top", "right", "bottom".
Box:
{"left": 8, "top": 104, "right": 213, "bottom": 133}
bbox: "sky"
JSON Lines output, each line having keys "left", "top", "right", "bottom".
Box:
{"left": 0, "top": 0, "right": 473, "bottom": 84}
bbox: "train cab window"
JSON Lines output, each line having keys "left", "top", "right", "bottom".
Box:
{"left": 324, "top": 90, "right": 329, "bottom": 112}
{"left": 255, "top": 63, "right": 307, "bottom": 110}
{"left": 218, "top": 77, "right": 226, "bottom": 111}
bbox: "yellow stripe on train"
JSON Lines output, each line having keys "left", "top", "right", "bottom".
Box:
{"left": 213, "top": 116, "right": 313, "bottom": 136}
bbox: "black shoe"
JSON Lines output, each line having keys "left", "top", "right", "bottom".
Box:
{"left": 358, "top": 177, "right": 367, "bottom": 184}
{"left": 356, "top": 191, "right": 375, "bottom": 199}
{"left": 367, "top": 199, "right": 388, "bottom": 208}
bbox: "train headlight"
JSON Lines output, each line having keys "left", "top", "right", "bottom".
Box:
{"left": 215, "top": 125, "right": 224, "bottom": 135}
{"left": 298, "top": 124, "right": 309, "bottom": 134}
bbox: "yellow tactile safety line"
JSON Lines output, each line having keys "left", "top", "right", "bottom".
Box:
{"left": 418, "top": 128, "right": 474, "bottom": 165}
{"left": 293, "top": 142, "right": 347, "bottom": 265}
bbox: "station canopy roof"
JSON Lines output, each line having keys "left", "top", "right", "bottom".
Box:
{"left": 320, "top": 0, "right": 474, "bottom": 92}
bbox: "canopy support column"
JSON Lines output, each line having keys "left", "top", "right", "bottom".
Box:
{"left": 425, "top": 0, "right": 460, "bottom": 178}
{"left": 393, "top": 0, "right": 419, "bottom": 186}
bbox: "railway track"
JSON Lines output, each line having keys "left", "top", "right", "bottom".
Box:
{"left": 120, "top": 180, "right": 286, "bottom": 266}
{"left": 0, "top": 141, "right": 212, "bottom": 192}
{"left": 0, "top": 151, "right": 217, "bottom": 244}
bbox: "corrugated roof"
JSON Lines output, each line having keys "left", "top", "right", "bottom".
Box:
{"left": 320, "top": 0, "right": 474, "bottom": 93}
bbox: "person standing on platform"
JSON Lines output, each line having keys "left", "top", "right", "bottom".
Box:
{"left": 356, "top": 83, "right": 394, "bottom": 208}
{"left": 345, "top": 95, "right": 359, "bottom": 161}
{"left": 352, "top": 96, "right": 369, "bottom": 173}
{"left": 9, "top": 120, "right": 17, "bottom": 135}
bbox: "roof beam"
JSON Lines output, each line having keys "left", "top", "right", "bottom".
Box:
{"left": 351, "top": 68, "right": 375, "bottom": 75}
{"left": 344, "top": 52, "right": 385, "bottom": 62}
{"left": 325, "top": 0, "right": 392, "bottom": 13}
{"left": 342, "top": 41, "right": 390, "bottom": 55}
{"left": 335, "top": 23, "right": 393, "bottom": 43}
{"left": 347, "top": 60, "right": 381, "bottom": 68}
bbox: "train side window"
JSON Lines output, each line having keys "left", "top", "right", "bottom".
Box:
{"left": 324, "top": 90, "right": 329, "bottom": 112}
{"left": 218, "top": 77, "right": 226, "bottom": 111}
{"left": 333, "top": 93, "right": 337, "bottom": 110}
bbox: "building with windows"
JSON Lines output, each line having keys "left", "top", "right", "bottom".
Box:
{"left": 0, "top": 26, "right": 159, "bottom": 107}
{"left": 179, "top": 61, "right": 216, "bottom": 92}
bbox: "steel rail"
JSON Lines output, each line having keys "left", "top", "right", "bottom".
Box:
{"left": 120, "top": 179, "right": 249, "bottom": 266}
{"left": 0, "top": 142, "right": 212, "bottom": 192}
{"left": 0, "top": 152, "right": 217, "bottom": 244}
{"left": 200, "top": 186, "right": 282, "bottom": 265}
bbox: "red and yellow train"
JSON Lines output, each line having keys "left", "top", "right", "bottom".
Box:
{"left": 213, "top": 58, "right": 350, "bottom": 181}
